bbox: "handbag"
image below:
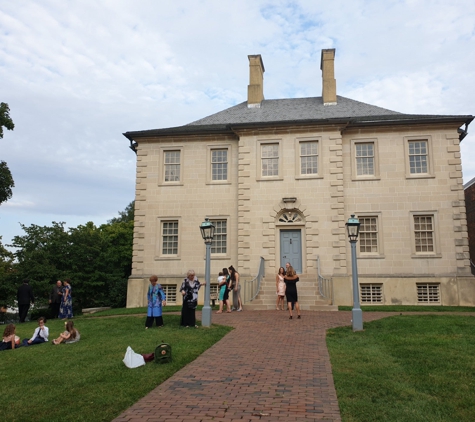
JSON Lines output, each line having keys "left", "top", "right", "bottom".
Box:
{"left": 187, "top": 300, "right": 197, "bottom": 309}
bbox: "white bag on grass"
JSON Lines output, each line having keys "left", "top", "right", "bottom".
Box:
{"left": 123, "top": 346, "right": 145, "bottom": 368}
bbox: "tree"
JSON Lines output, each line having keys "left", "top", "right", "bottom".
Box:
{"left": 108, "top": 200, "right": 135, "bottom": 224}
{"left": 0, "top": 236, "right": 15, "bottom": 307}
{"left": 0, "top": 102, "right": 15, "bottom": 206}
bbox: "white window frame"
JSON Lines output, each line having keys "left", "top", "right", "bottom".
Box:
{"left": 155, "top": 218, "right": 181, "bottom": 260}
{"left": 206, "top": 145, "right": 231, "bottom": 184}
{"left": 210, "top": 219, "right": 228, "bottom": 256}
{"left": 161, "top": 284, "right": 177, "bottom": 304}
{"left": 404, "top": 136, "right": 434, "bottom": 179}
{"left": 360, "top": 283, "right": 383, "bottom": 304}
{"left": 417, "top": 283, "right": 440, "bottom": 304}
{"left": 409, "top": 212, "right": 441, "bottom": 258}
{"left": 159, "top": 146, "right": 184, "bottom": 186}
{"left": 295, "top": 137, "right": 322, "bottom": 179}
{"left": 356, "top": 212, "right": 384, "bottom": 258}
{"left": 351, "top": 139, "right": 380, "bottom": 180}
{"left": 257, "top": 139, "right": 283, "bottom": 181}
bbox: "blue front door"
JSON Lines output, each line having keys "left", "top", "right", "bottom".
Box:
{"left": 280, "top": 230, "right": 302, "bottom": 273}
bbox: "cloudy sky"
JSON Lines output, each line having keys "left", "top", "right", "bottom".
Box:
{"left": 1, "top": 0, "right": 475, "bottom": 247}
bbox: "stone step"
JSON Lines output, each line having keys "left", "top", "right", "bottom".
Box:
{"left": 243, "top": 303, "right": 338, "bottom": 311}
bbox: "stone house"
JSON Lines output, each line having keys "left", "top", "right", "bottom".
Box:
{"left": 124, "top": 49, "right": 475, "bottom": 309}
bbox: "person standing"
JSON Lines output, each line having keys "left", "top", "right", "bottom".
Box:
{"left": 59, "top": 279, "right": 73, "bottom": 320}
{"left": 284, "top": 265, "right": 301, "bottom": 320}
{"left": 145, "top": 275, "right": 166, "bottom": 329}
{"left": 179, "top": 270, "right": 204, "bottom": 328}
{"left": 275, "top": 267, "right": 286, "bottom": 310}
{"left": 17, "top": 279, "right": 34, "bottom": 323}
{"left": 228, "top": 265, "right": 242, "bottom": 311}
{"left": 49, "top": 280, "right": 63, "bottom": 319}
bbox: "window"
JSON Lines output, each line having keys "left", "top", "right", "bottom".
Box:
{"left": 210, "top": 220, "right": 227, "bottom": 254}
{"left": 300, "top": 141, "right": 318, "bottom": 175}
{"left": 261, "top": 143, "right": 279, "bottom": 177}
{"left": 351, "top": 139, "right": 379, "bottom": 180}
{"left": 209, "top": 283, "right": 219, "bottom": 301}
{"left": 417, "top": 283, "right": 440, "bottom": 303}
{"left": 414, "top": 215, "right": 434, "bottom": 253}
{"left": 360, "top": 284, "right": 383, "bottom": 303}
{"left": 359, "top": 217, "right": 378, "bottom": 253}
{"left": 161, "top": 284, "right": 177, "bottom": 303}
{"left": 161, "top": 221, "right": 178, "bottom": 255}
{"left": 408, "top": 140, "right": 428, "bottom": 174}
{"left": 164, "top": 151, "right": 181, "bottom": 182}
{"left": 211, "top": 149, "right": 228, "bottom": 181}
{"left": 356, "top": 143, "right": 374, "bottom": 176}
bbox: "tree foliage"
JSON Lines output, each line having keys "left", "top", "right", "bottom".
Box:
{"left": 108, "top": 200, "right": 135, "bottom": 224}
{"left": 3, "top": 203, "right": 134, "bottom": 310}
{"left": 0, "top": 102, "right": 15, "bottom": 205}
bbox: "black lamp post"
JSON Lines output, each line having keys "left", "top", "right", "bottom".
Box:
{"left": 199, "top": 217, "right": 215, "bottom": 327}
{"left": 346, "top": 214, "right": 363, "bottom": 331}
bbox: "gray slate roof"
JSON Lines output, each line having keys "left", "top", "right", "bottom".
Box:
{"left": 188, "top": 95, "right": 400, "bottom": 126}
{"left": 124, "top": 95, "right": 473, "bottom": 139}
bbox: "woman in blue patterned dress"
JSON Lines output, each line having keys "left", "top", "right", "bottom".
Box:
{"left": 179, "top": 269, "right": 205, "bottom": 328}
{"left": 145, "top": 275, "right": 167, "bottom": 329}
{"left": 59, "top": 279, "right": 73, "bottom": 320}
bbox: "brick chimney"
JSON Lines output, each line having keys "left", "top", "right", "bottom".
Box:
{"left": 247, "top": 54, "right": 265, "bottom": 108}
{"left": 321, "top": 49, "right": 337, "bottom": 105}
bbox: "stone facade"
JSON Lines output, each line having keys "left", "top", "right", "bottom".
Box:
{"left": 125, "top": 50, "right": 475, "bottom": 308}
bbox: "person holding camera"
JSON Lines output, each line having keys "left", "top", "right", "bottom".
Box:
{"left": 179, "top": 269, "right": 205, "bottom": 328}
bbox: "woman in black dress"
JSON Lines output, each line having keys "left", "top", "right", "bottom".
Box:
{"left": 179, "top": 269, "right": 204, "bottom": 328}
{"left": 284, "top": 265, "right": 301, "bottom": 319}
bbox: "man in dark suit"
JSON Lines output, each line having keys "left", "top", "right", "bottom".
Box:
{"left": 17, "top": 279, "right": 34, "bottom": 323}
{"left": 49, "top": 280, "right": 63, "bottom": 318}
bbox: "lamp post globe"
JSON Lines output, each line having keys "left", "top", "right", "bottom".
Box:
{"left": 199, "top": 218, "right": 215, "bottom": 327}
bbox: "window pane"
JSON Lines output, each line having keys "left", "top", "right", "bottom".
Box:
{"left": 162, "top": 221, "right": 178, "bottom": 254}
{"left": 300, "top": 141, "right": 318, "bottom": 175}
{"left": 408, "top": 141, "right": 428, "bottom": 174}
{"left": 261, "top": 144, "right": 279, "bottom": 177}
{"left": 211, "top": 149, "right": 228, "bottom": 181}
{"left": 414, "top": 215, "right": 434, "bottom": 252}
{"left": 359, "top": 217, "right": 378, "bottom": 253}
{"left": 356, "top": 143, "right": 374, "bottom": 176}
{"left": 211, "top": 220, "right": 227, "bottom": 254}
{"left": 164, "top": 151, "right": 180, "bottom": 182}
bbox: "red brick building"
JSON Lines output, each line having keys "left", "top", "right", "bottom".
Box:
{"left": 465, "top": 177, "right": 475, "bottom": 275}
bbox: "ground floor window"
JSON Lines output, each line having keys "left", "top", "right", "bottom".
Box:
{"left": 417, "top": 283, "right": 440, "bottom": 303}
{"left": 161, "top": 284, "right": 177, "bottom": 304}
{"left": 360, "top": 284, "right": 383, "bottom": 303}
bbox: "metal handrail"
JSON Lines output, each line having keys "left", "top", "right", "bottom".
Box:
{"left": 317, "top": 256, "right": 333, "bottom": 305}
{"left": 242, "top": 257, "right": 265, "bottom": 304}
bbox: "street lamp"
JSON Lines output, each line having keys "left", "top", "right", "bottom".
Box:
{"left": 346, "top": 214, "right": 363, "bottom": 331}
{"left": 199, "top": 217, "right": 215, "bottom": 327}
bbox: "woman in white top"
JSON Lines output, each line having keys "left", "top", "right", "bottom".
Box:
{"left": 275, "top": 267, "right": 286, "bottom": 310}
{"left": 22, "top": 317, "right": 49, "bottom": 346}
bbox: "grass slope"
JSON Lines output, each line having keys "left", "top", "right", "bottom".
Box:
{"left": 327, "top": 315, "right": 475, "bottom": 422}
{"left": 1, "top": 315, "right": 232, "bottom": 422}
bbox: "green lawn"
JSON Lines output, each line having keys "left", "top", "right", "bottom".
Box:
{"left": 327, "top": 315, "right": 475, "bottom": 422}
{"left": 338, "top": 305, "right": 475, "bottom": 312}
{"left": 1, "top": 314, "right": 232, "bottom": 422}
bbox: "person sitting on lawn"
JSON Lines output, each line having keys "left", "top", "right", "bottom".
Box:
{"left": 22, "top": 317, "right": 49, "bottom": 346}
{"left": 0, "top": 324, "right": 20, "bottom": 351}
{"left": 52, "top": 321, "right": 80, "bottom": 345}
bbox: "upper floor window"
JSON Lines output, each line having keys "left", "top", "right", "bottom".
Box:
{"left": 408, "top": 140, "right": 428, "bottom": 174}
{"left": 211, "top": 149, "right": 228, "bottom": 181}
{"left": 404, "top": 137, "right": 434, "bottom": 179}
{"left": 164, "top": 150, "right": 181, "bottom": 182}
{"left": 356, "top": 143, "right": 374, "bottom": 176}
{"left": 261, "top": 143, "right": 279, "bottom": 177}
{"left": 300, "top": 141, "right": 318, "bottom": 175}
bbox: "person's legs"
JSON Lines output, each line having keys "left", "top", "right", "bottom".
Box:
{"left": 276, "top": 294, "right": 280, "bottom": 310}
{"left": 155, "top": 316, "right": 164, "bottom": 327}
{"left": 287, "top": 301, "right": 293, "bottom": 318}
{"left": 18, "top": 304, "right": 29, "bottom": 323}
{"left": 145, "top": 316, "right": 154, "bottom": 328}
{"left": 295, "top": 302, "right": 301, "bottom": 318}
{"left": 216, "top": 300, "right": 223, "bottom": 313}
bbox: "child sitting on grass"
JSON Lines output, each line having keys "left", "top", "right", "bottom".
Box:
{"left": 1, "top": 324, "right": 20, "bottom": 351}
{"left": 22, "top": 317, "right": 49, "bottom": 346}
{"left": 52, "top": 321, "right": 80, "bottom": 345}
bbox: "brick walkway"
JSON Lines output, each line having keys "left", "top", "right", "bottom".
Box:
{"left": 113, "top": 310, "right": 397, "bottom": 422}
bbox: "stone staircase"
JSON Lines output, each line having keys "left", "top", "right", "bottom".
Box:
{"left": 243, "top": 274, "right": 338, "bottom": 311}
